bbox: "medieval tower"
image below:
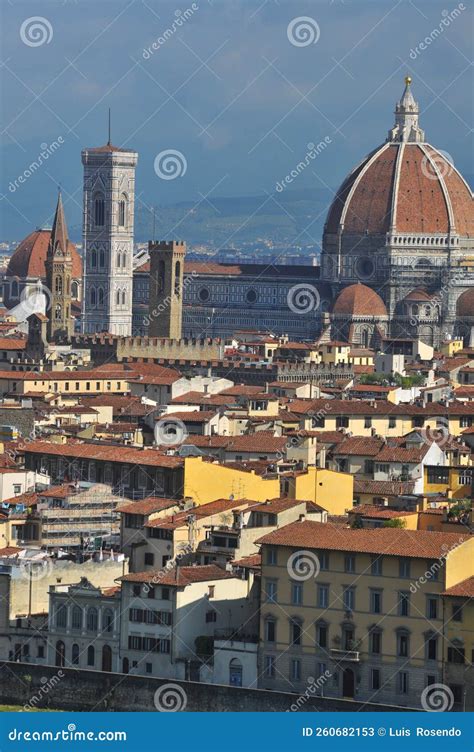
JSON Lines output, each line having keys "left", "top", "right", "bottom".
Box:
{"left": 45, "top": 191, "right": 73, "bottom": 342}
{"left": 81, "top": 137, "right": 138, "bottom": 335}
{"left": 148, "top": 241, "right": 186, "bottom": 339}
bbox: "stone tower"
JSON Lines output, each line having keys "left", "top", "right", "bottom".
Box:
{"left": 45, "top": 191, "right": 73, "bottom": 342}
{"left": 81, "top": 138, "right": 138, "bottom": 335}
{"left": 148, "top": 241, "right": 186, "bottom": 339}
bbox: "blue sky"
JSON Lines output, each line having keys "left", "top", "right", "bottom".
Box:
{"left": 1, "top": 0, "right": 472, "bottom": 240}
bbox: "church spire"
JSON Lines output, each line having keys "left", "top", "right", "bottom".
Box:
{"left": 387, "top": 76, "right": 425, "bottom": 143}
{"left": 49, "top": 190, "right": 69, "bottom": 257}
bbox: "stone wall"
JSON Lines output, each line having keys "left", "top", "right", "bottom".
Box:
{"left": 0, "top": 662, "right": 417, "bottom": 713}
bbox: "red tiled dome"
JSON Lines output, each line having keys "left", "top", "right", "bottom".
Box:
{"left": 332, "top": 284, "right": 387, "bottom": 317}
{"left": 6, "top": 229, "right": 82, "bottom": 279}
{"left": 325, "top": 142, "right": 473, "bottom": 237}
{"left": 403, "top": 288, "right": 433, "bottom": 302}
{"left": 456, "top": 289, "right": 474, "bottom": 318}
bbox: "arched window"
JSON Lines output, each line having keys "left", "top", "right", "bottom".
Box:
{"left": 174, "top": 261, "right": 181, "bottom": 296}
{"left": 122, "top": 252, "right": 127, "bottom": 267}
{"left": 56, "top": 604, "right": 67, "bottom": 628}
{"left": 121, "top": 290, "right": 126, "bottom": 306}
{"left": 86, "top": 607, "right": 98, "bottom": 632}
{"left": 94, "top": 194, "right": 105, "bottom": 226}
{"left": 54, "top": 304, "right": 62, "bottom": 320}
{"left": 71, "top": 605, "right": 82, "bottom": 630}
{"left": 98, "top": 287, "right": 104, "bottom": 306}
{"left": 99, "top": 250, "right": 105, "bottom": 268}
{"left": 87, "top": 645, "right": 95, "bottom": 667}
{"left": 229, "top": 658, "right": 243, "bottom": 687}
{"left": 66, "top": 277, "right": 70, "bottom": 295}
{"left": 55, "top": 276, "right": 62, "bottom": 294}
{"left": 116, "top": 252, "right": 121, "bottom": 268}
{"left": 118, "top": 194, "right": 127, "bottom": 227}
{"left": 90, "top": 287, "right": 96, "bottom": 306}
{"left": 158, "top": 260, "right": 165, "bottom": 293}
{"left": 55, "top": 640, "right": 65, "bottom": 668}
{"left": 102, "top": 608, "right": 114, "bottom": 633}
{"left": 72, "top": 643, "right": 80, "bottom": 665}
{"left": 116, "top": 289, "right": 121, "bottom": 306}
{"left": 91, "top": 250, "right": 97, "bottom": 268}
{"left": 71, "top": 280, "right": 79, "bottom": 299}
{"left": 11, "top": 280, "right": 19, "bottom": 298}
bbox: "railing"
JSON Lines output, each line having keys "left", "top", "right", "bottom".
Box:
{"left": 330, "top": 648, "right": 360, "bottom": 662}
{"left": 214, "top": 628, "right": 259, "bottom": 643}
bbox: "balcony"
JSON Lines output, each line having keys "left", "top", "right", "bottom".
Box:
{"left": 330, "top": 648, "right": 360, "bottom": 662}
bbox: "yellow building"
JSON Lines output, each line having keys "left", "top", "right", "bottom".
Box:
{"left": 317, "top": 341, "right": 351, "bottom": 365}
{"left": 441, "top": 576, "right": 474, "bottom": 711}
{"left": 440, "top": 340, "right": 464, "bottom": 357}
{"left": 0, "top": 369, "right": 130, "bottom": 398}
{"left": 424, "top": 465, "right": 473, "bottom": 500}
{"left": 256, "top": 521, "right": 473, "bottom": 708}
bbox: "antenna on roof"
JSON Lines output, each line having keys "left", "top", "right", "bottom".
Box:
{"left": 152, "top": 206, "right": 156, "bottom": 242}
{"left": 107, "top": 108, "right": 111, "bottom": 145}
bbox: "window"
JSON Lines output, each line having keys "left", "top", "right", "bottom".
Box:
{"left": 290, "top": 619, "right": 302, "bottom": 646}
{"left": 371, "top": 668, "right": 381, "bottom": 690}
{"left": 291, "top": 582, "right": 303, "bottom": 605}
{"left": 13, "top": 484, "right": 22, "bottom": 495}
{"left": 94, "top": 195, "right": 105, "bottom": 226}
{"left": 161, "top": 587, "right": 170, "bottom": 600}
{"left": 147, "top": 586, "right": 155, "bottom": 600}
{"left": 144, "top": 553, "right": 154, "bottom": 566}
{"left": 397, "top": 631, "right": 409, "bottom": 657}
{"left": 132, "top": 585, "right": 141, "bottom": 597}
{"left": 119, "top": 195, "right": 127, "bottom": 226}
{"left": 264, "top": 618, "right": 276, "bottom": 643}
{"left": 55, "top": 604, "right": 67, "bottom": 629}
{"left": 72, "top": 644, "right": 79, "bottom": 665}
{"left": 336, "top": 416, "right": 349, "bottom": 428}
{"left": 371, "top": 557, "right": 382, "bottom": 576}
{"left": 447, "top": 643, "right": 465, "bottom": 664}
{"left": 86, "top": 607, "right": 98, "bottom": 632}
{"left": 37, "top": 645, "right": 44, "bottom": 659}
{"left": 103, "top": 609, "right": 114, "bottom": 633}
{"left": 317, "top": 584, "right": 329, "bottom": 608}
{"left": 343, "top": 587, "right": 355, "bottom": 611}
{"left": 264, "top": 655, "right": 275, "bottom": 678}
{"left": 427, "top": 597, "right": 438, "bottom": 620}
{"left": 266, "top": 547, "right": 277, "bottom": 565}
{"left": 370, "top": 589, "right": 382, "bottom": 614}
{"left": 71, "top": 606, "right": 82, "bottom": 630}
{"left": 399, "top": 558, "right": 411, "bottom": 578}
{"left": 87, "top": 645, "right": 95, "bottom": 666}
{"left": 146, "top": 663, "right": 152, "bottom": 674}
{"left": 205, "top": 610, "right": 217, "bottom": 623}
{"left": 399, "top": 592, "right": 410, "bottom": 617}
{"left": 265, "top": 580, "right": 277, "bottom": 603}
{"left": 318, "top": 552, "right": 329, "bottom": 570}
{"left": 452, "top": 603, "right": 463, "bottom": 622}
{"left": 290, "top": 659, "right": 301, "bottom": 681}
{"left": 344, "top": 555, "right": 355, "bottom": 573}
{"left": 397, "top": 671, "right": 409, "bottom": 694}
{"left": 316, "top": 622, "right": 327, "bottom": 648}
{"left": 427, "top": 467, "right": 449, "bottom": 484}
{"left": 98, "top": 287, "right": 104, "bottom": 305}
{"left": 389, "top": 416, "right": 396, "bottom": 429}
{"left": 426, "top": 634, "right": 438, "bottom": 661}
{"left": 369, "top": 630, "right": 381, "bottom": 655}
{"left": 364, "top": 417, "right": 372, "bottom": 429}
{"left": 208, "top": 585, "right": 215, "bottom": 599}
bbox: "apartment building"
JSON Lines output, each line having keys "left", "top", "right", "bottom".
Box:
{"left": 256, "top": 521, "right": 473, "bottom": 708}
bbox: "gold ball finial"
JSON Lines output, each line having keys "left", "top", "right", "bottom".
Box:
{"left": 405, "top": 75, "right": 412, "bottom": 85}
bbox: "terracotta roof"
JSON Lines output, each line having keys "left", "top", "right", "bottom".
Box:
{"left": 84, "top": 143, "right": 133, "bottom": 154}
{"left": 145, "top": 497, "right": 250, "bottom": 529}
{"left": 333, "top": 436, "right": 386, "bottom": 456}
{"left": 161, "top": 411, "right": 217, "bottom": 423}
{"left": 0, "top": 546, "right": 23, "bottom": 557}
{"left": 349, "top": 504, "right": 417, "bottom": 519}
{"left": 0, "top": 337, "right": 27, "bottom": 350}
{"left": 19, "top": 440, "right": 183, "bottom": 468}
{"left": 256, "top": 520, "right": 470, "bottom": 558}
{"left": 6, "top": 229, "right": 82, "bottom": 279}
{"left": 404, "top": 288, "right": 433, "bottom": 302}
{"left": 117, "top": 497, "right": 178, "bottom": 515}
{"left": 374, "top": 444, "right": 429, "bottom": 463}
{"left": 353, "top": 479, "right": 416, "bottom": 495}
{"left": 226, "top": 432, "right": 286, "bottom": 453}
{"left": 457, "top": 289, "right": 474, "bottom": 318}
{"left": 220, "top": 385, "right": 264, "bottom": 396}
{"left": 245, "top": 497, "right": 309, "bottom": 514}
{"left": 288, "top": 397, "right": 474, "bottom": 417}
{"left": 232, "top": 553, "right": 261, "bottom": 569}
{"left": 170, "top": 392, "right": 235, "bottom": 406}
{"left": 441, "top": 576, "right": 474, "bottom": 598}
{"left": 120, "top": 564, "right": 235, "bottom": 586}
{"left": 332, "top": 284, "right": 387, "bottom": 317}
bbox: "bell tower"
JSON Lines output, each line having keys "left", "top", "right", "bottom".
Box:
{"left": 45, "top": 191, "right": 73, "bottom": 342}
{"left": 148, "top": 241, "right": 186, "bottom": 339}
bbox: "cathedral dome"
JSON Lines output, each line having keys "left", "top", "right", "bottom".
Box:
{"left": 324, "top": 80, "right": 473, "bottom": 238}
{"left": 403, "top": 288, "right": 433, "bottom": 302}
{"left": 6, "top": 229, "right": 82, "bottom": 279}
{"left": 332, "top": 283, "right": 387, "bottom": 317}
{"left": 456, "top": 289, "right": 474, "bottom": 318}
